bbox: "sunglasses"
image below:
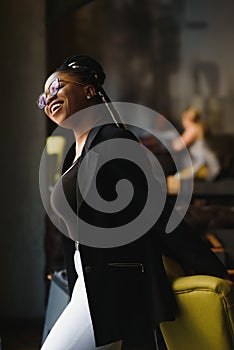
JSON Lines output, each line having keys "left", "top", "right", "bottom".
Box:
{"left": 37, "top": 78, "right": 86, "bottom": 109}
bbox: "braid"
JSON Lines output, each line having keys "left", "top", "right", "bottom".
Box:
{"left": 55, "top": 55, "right": 106, "bottom": 88}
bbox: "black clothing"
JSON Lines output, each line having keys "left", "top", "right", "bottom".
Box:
{"left": 54, "top": 123, "right": 226, "bottom": 347}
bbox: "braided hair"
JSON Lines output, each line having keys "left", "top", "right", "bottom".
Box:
{"left": 56, "top": 55, "right": 106, "bottom": 89}
{"left": 56, "top": 55, "right": 125, "bottom": 128}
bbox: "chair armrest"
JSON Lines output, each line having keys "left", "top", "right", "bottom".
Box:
{"left": 171, "top": 275, "right": 233, "bottom": 297}
{"left": 161, "top": 275, "right": 234, "bottom": 350}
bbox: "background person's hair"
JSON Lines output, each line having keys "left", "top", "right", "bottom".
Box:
{"left": 182, "top": 107, "right": 209, "bottom": 135}
{"left": 182, "top": 107, "right": 201, "bottom": 123}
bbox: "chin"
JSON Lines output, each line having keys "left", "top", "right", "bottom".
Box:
{"left": 58, "top": 116, "right": 74, "bottom": 129}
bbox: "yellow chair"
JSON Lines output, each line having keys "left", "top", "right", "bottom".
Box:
{"left": 46, "top": 136, "right": 66, "bottom": 185}
{"left": 161, "top": 256, "right": 234, "bottom": 350}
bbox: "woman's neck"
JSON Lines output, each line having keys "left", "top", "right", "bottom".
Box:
{"left": 73, "top": 130, "right": 90, "bottom": 162}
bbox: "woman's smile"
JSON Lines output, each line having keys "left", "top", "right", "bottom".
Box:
{"left": 50, "top": 101, "right": 64, "bottom": 115}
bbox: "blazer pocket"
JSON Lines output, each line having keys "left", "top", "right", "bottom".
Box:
{"left": 108, "top": 262, "right": 145, "bottom": 273}
{"left": 106, "top": 261, "right": 147, "bottom": 320}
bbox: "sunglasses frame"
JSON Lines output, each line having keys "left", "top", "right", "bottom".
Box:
{"left": 37, "top": 78, "right": 87, "bottom": 109}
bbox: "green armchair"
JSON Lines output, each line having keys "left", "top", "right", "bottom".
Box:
{"left": 161, "top": 256, "right": 234, "bottom": 350}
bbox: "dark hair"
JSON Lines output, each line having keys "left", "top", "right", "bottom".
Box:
{"left": 55, "top": 55, "right": 106, "bottom": 90}
{"left": 55, "top": 55, "right": 126, "bottom": 128}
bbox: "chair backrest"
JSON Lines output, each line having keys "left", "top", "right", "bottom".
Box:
{"left": 46, "top": 136, "right": 66, "bottom": 185}
{"left": 161, "top": 257, "right": 234, "bottom": 350}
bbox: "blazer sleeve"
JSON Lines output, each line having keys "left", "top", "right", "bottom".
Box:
{"left": 158, "top": 199, "right": 227, "bottom": 278}
{"left": 61, "top": 234, "right": 77, "bottom": 297}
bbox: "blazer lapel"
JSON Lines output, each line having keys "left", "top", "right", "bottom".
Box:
{"left": 77, "top": 125, "right": 103, "bottom": 210}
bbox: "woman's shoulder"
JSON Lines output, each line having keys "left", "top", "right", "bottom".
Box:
{"left": 95, "top": 123, "right": 139, "bottom": 142}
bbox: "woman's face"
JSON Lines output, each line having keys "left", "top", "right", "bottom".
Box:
{"left": 43, "top": 72, "right": 91, "bottom": 125}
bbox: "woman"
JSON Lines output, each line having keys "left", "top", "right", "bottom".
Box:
{"left": 38, "top": 56, "right": 227, "bottom": 350}
{"left": 173, "top": 107, "right": 220, "bottom": 180}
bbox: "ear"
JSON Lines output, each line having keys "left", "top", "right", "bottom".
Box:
{"left": 84, "top": 85, "right": 96, "bottom": 99}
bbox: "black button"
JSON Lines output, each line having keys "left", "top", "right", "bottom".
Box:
{"left": 85, "top": 266, "right": 92, "bottom": 273}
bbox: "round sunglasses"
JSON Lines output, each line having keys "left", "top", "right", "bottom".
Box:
{"left": 37, "top": 78, "right": 86, "bottom": 109}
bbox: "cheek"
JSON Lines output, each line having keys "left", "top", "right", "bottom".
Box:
{"left": 69, "top": 93, "right": 86, "bottom": 110}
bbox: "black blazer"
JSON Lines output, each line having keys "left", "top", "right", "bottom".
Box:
{"left": 61, "top": 123, "right": 226, "bottom": 346}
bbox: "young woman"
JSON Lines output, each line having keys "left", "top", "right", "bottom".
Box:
{"left": 173, "top": 107, "right": 220, "bottom": 180}
{"left": 38, "top": 56, "right": 227, "bottom": 350}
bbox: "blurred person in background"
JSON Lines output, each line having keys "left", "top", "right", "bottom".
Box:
{"left": 173, "top": 107, "right": 221, "bottom": 181}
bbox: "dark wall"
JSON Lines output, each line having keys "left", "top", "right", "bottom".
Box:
{"left": 46, "top": 0, "right": 234, "bottom": 133}
{"left": 0, "top": 0, "right": 46, "bottom": 320}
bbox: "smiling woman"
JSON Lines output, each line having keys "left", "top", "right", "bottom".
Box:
{"left": 38, "top": 55, "right": 227, "bottom": 350}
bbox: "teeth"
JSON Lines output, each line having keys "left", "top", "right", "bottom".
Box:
{"left": 51, "top": 103, "right": 62, "bottom": 113}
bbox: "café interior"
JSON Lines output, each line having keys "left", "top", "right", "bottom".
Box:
{"left": 1, "top": 1, "right": 234, "bottom": 349}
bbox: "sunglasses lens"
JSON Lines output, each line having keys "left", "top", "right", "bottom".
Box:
{"left": 37, "top": 79, "right": 59, "bottom": 109}
{"left": 37, "top": 94, "right": 46, "bottom": 109}
{"left": 50, "top": 79, "right": 59, "bottom": 96}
